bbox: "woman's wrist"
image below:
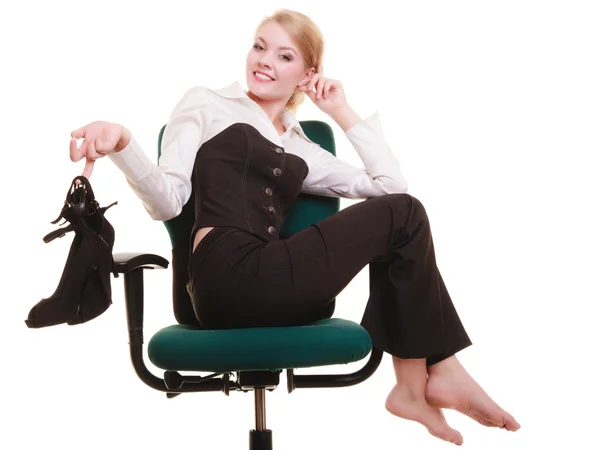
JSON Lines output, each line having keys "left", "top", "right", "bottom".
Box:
{"left": 115, "top": 126, "right": 132, "bottom": 152}
{"left": 329, "top": 105, "right": 362, "bottom": 133}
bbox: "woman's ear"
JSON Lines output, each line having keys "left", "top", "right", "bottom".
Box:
{"left": 299, "top": 68, "right": 316, "bottom": 87}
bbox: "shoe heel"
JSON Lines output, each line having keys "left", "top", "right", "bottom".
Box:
{"left": 67, "top": 201, "right": 118, "bottom": 325}
{"left": 66, "top": 264, "right": 112, "bottom": 325}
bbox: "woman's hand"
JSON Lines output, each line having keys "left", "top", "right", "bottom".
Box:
{"left": 70, "top": 121, "right": 131, "bottom": 179}
{"left": 297, "top": 73, "right": 348, "bottom": 116}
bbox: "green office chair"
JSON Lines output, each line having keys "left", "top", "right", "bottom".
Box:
{"left": 112, "top": 120, "right": 383, "bottom": 450}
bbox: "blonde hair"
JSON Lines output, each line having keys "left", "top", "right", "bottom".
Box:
{"left": 253, "top": 9, "right": 325, "bottom": 114}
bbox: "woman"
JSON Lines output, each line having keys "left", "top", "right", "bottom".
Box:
{"left": 69, "top": 8, "right": 520, "bottom": 446}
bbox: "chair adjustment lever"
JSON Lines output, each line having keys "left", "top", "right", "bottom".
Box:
{"left": 163, "top": 370, "right": 233, "bottom": 392}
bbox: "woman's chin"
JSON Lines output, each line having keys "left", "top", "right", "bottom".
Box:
{"left": 248, "top": 85, "right": 276, "bottom": 100}
{"left": 250, "top": 81, "right": 272, "bottom": 92}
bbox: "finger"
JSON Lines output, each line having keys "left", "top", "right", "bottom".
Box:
{"left": 71, "top": 127, "right": 86, "bottom": 139}
{"left": 324, "top": 80, "right": 333, "bottom": 99}
{"left": 304, "top": 74, "right": 314, "bottom": 90}
{"left": 298, "top": 76, "right": 317, "bottom": 101}
{"left": 308, "top": 73, "right": 320, "bottom": 91}
{"left": 70, "top": 138, "right": 84, "bottom": 162}
{"left": 88, "top": 139, "right": 102, "bottom": 160}
{"left": 304, "top": 87, "right": 316, "bottom": 102}
{"left": 298, "top": 82, "right": 311, "bottom": 92}
{"left": 82, "top": 158, "right": 95, "bottom": 179}
{"left": 316, "top": 77, "right": 327, "bottom": 99}
{"left": 77, "top": 139, "right": 90, "bottom": 162}
{"left": 299, "top": 77, "right": 310, "bottom": 89}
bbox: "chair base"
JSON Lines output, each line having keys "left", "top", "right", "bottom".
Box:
{"left": 250, "top": 429, "right": 272, "bottom": 450}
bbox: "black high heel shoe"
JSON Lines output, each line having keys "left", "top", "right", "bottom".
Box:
{"left": 25, "top": 176, "right": 119, "bottom": 328}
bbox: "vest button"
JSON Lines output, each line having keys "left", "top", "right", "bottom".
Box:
{"left": 273, "top": 168, "right": 282, "bottom": 176}
{"left": 265, "top": 187, "right": 273, "bottom": 196}
{"left": 267, "top": 206, "right": 275, "bottom": 214}
{"left": 268, "top": 226, "right": 277, "bottom": 235}
{"left": 275, "top": 148, "right": 283, "bottom": 154}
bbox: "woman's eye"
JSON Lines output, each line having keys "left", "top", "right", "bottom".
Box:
{"left": 253, "top": 44, "right": 290, "bottom": 61}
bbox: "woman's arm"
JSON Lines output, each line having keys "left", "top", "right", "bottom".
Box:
{"left": 297, "top": 75, "right": 408, "bottom": 198}
{"left": 300, "top": 110, "right": 408, "bottom": 199}
{"left": 108, "top": 87, "right": 210, "bottom": 221}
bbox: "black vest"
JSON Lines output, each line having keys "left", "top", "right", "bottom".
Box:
{"left": 189, "top": 122, "right": 309, "bottom": 248}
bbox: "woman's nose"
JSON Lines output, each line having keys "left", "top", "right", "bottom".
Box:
{"left": 259, "top": 54, "right": 273, "bottom": 68}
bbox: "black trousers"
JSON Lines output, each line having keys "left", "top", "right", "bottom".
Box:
{"left": 187, "top": 193, "right": 472, "bottom": 366}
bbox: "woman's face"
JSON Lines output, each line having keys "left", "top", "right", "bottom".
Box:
{"left": 246, "top": 20, "right": 313, "bottom": 102}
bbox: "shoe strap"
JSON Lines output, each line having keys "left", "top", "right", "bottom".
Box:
{"left": 43, "top": 221, "right": 82, "bottom": 243}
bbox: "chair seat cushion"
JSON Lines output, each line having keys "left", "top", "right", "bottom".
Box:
{"left": 147, "top": 318, "right": 372, "bottom": 372}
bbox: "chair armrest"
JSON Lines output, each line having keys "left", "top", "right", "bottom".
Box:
{"left": 113, "top": 252, "right": 169, "bottom": 273}
{"left": 115, "top": 250, "right": 228, "bottom": 395}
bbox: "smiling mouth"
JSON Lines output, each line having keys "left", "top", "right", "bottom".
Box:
{"left": 254, "top": 71, "right": 275, "bottom": 81}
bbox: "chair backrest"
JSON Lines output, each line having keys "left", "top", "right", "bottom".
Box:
{"left": 158, "top": 121, "right": 340, "bottom": 326}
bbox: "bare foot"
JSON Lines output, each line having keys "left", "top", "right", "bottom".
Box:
{"left": 385, "top": 383, "right": 464, "bottom": 446}
{"left": 426, "top": 356, "right": 521, "bottom": 431}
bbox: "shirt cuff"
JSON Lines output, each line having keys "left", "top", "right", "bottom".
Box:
{"left": 107, "top": 134, "right": 154, "bottom": 182}
{"left": 344, "top": 110, "right": 399, "bottom": 178}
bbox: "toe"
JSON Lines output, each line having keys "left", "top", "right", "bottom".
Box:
{"left": 426, "top": 418, "right": 463, "bottom": 446}
{"left": 451, "top": 430, "right": 464, "bottom": 446}
{"left": 455, "top": 433, "right": 464, "bottom": 446}
{"left": 502, "top": 414, "right": 521, "bottom": 431}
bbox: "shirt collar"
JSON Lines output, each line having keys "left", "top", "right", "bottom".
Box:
{"left": 208, "top": 81, "right": 316, "bottom": 145}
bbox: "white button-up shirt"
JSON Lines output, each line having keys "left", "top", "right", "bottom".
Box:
{"left": 108, "top": 81, "right": 408, "bottom": 221}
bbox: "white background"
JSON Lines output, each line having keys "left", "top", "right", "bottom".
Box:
{"left": 1, "top": 1, "right": 599, "bottom": 449}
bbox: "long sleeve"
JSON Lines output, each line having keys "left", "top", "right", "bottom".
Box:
{"left": 300, "top": 110, "right": 408, "bottom": 199}
{"left": 107, "top": 87, "right": 210, "bottom": 221}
